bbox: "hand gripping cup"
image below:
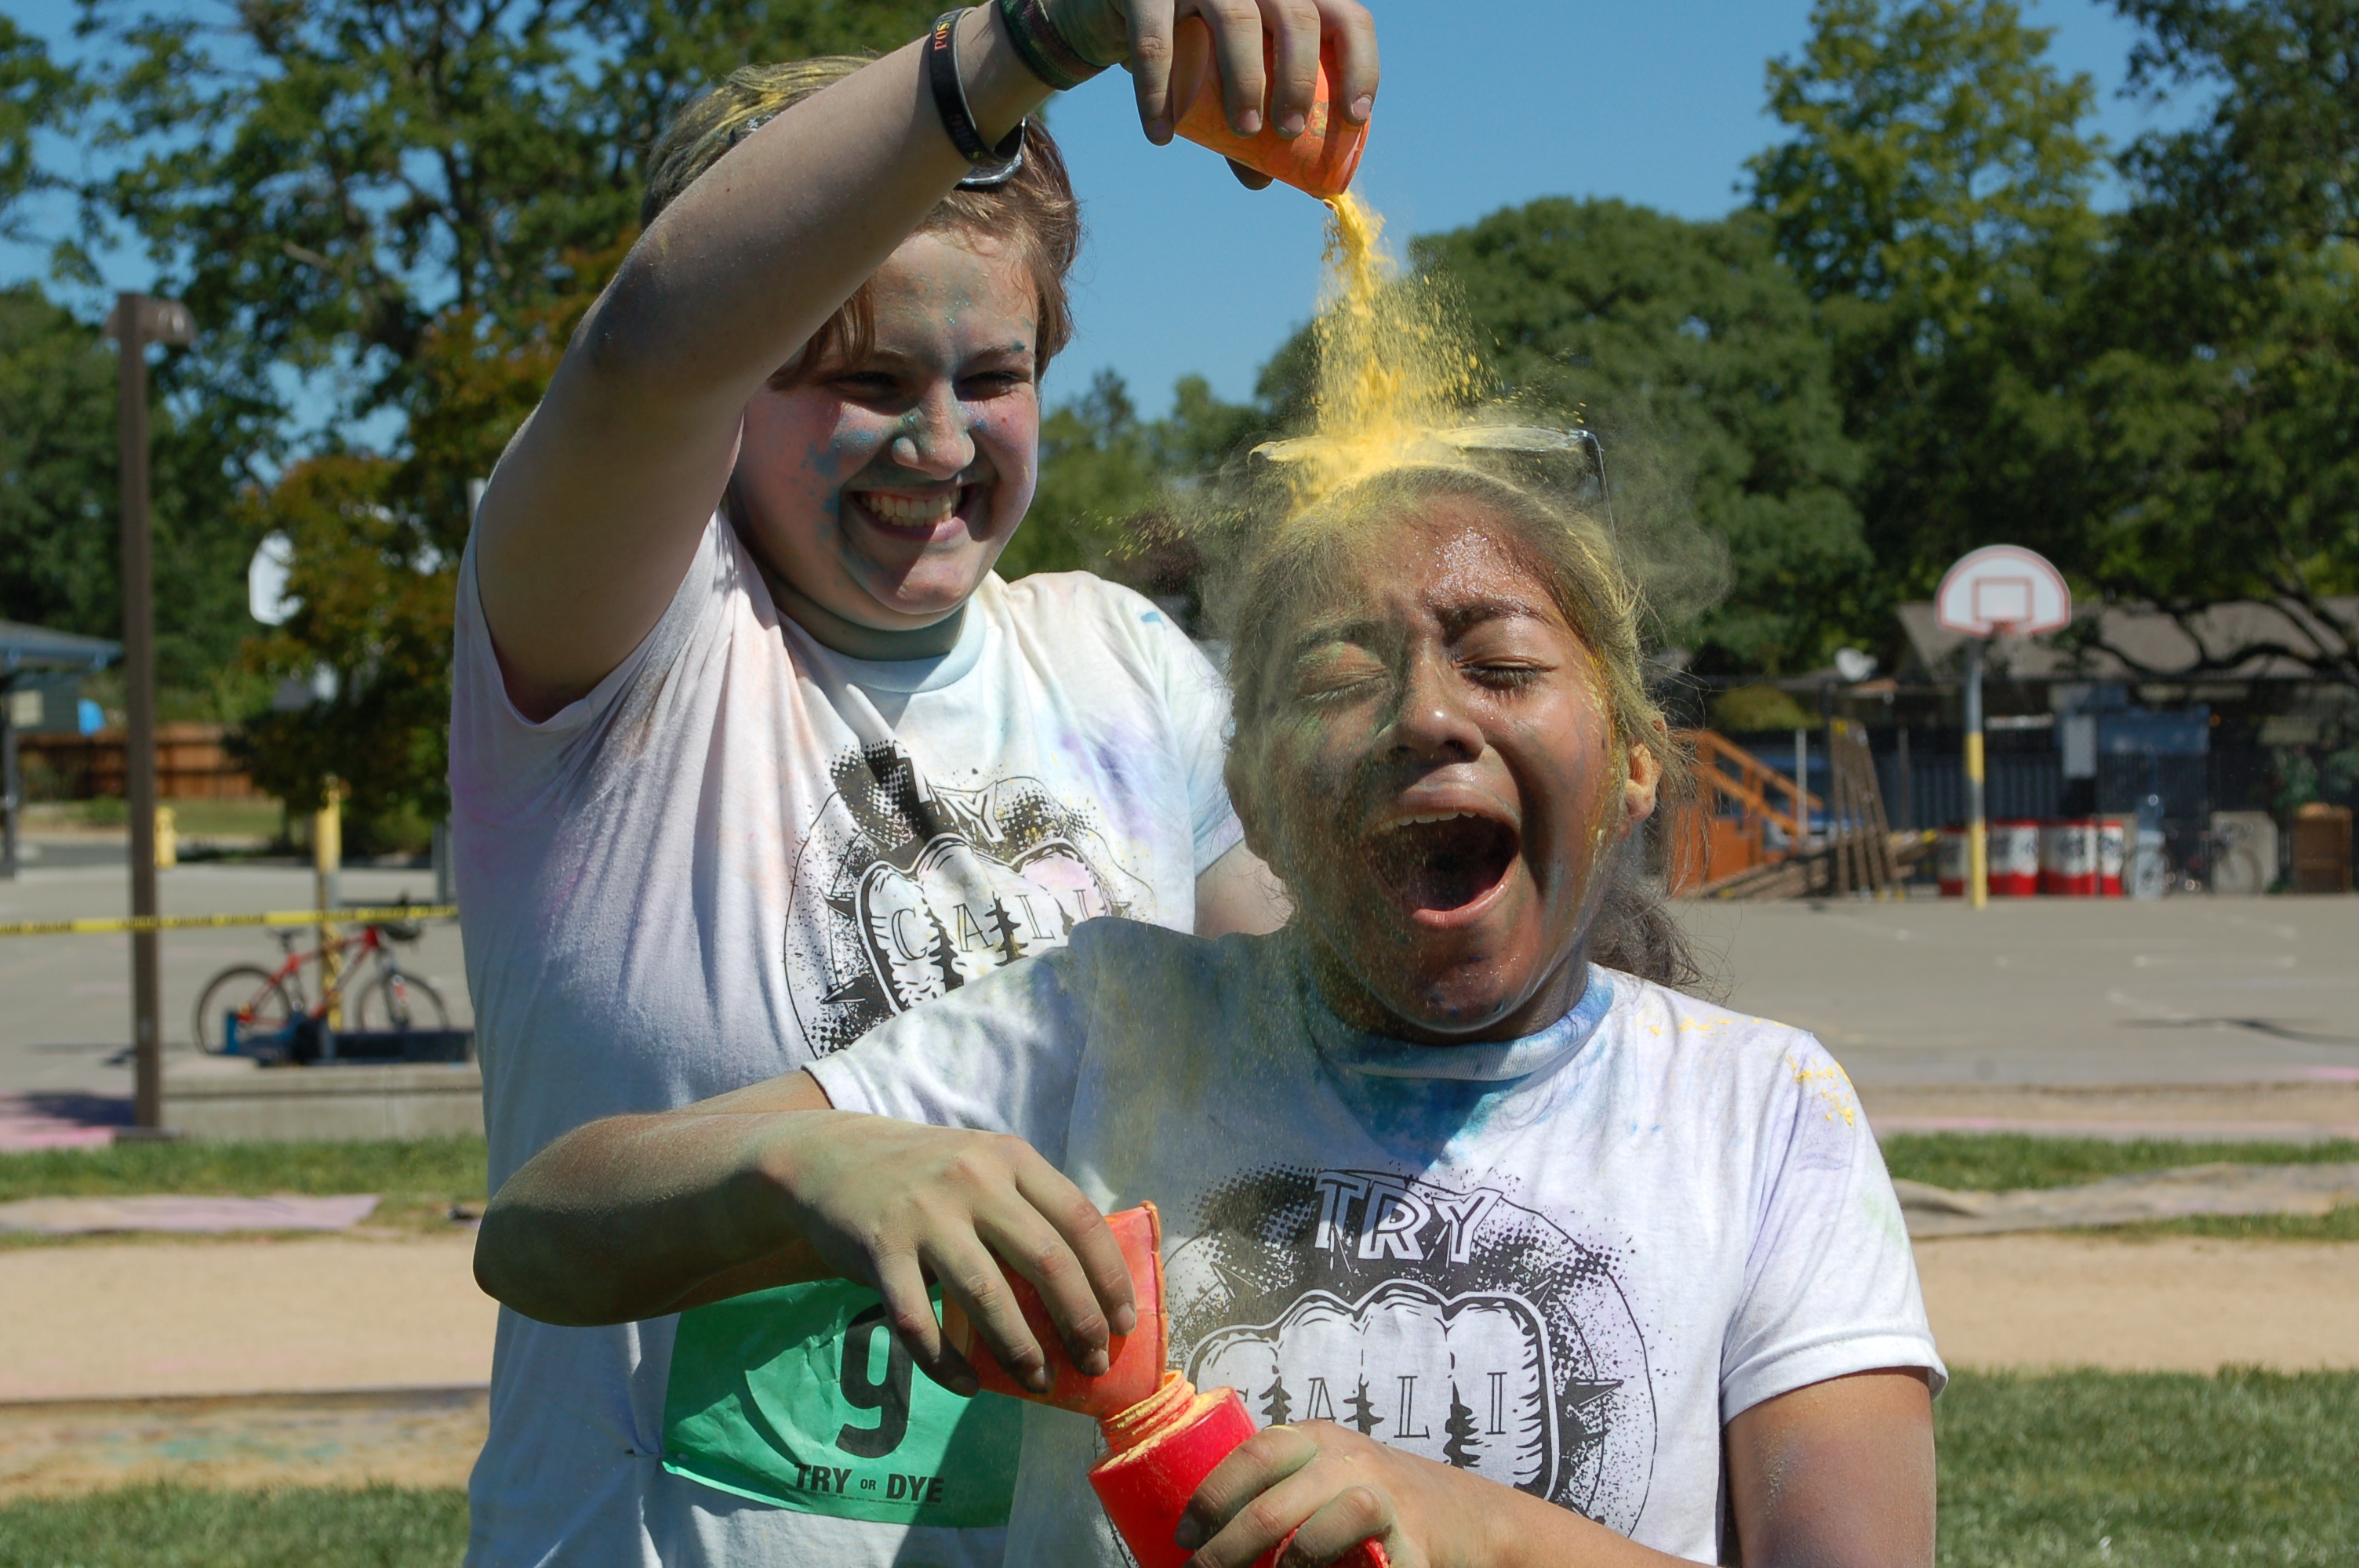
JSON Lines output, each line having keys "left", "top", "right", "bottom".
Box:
{"left": 1167, "top": 15, "right": 1368, "bottom": 198}
{"left": 939, "top": 1203, "right": 1387, "bottom": 1568}
{"left": 940, "top": 1201, "right": 1171, "bottom": 1415}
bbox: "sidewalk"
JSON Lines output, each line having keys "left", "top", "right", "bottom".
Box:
{"left": 1, "top": 1225, "right": 2353, "bottom": 1494}
{"left": 0, "top": 1235, "right": 493, "bottom": 1403}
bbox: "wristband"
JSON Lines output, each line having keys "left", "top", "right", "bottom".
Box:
{"left": 928, "top": 9, "right": 1027, "bottom": 188}
{"left": 994, "top": 0, "right": 1110, "bottom": 93}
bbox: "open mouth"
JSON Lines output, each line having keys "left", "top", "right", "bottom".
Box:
{"left": 849, "top": 485, "right": 971, "bottom": 533}
{"left": 1365, "top": 812, "right": 1520, "bottom": 916}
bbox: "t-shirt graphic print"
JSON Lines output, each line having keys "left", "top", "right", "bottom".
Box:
{"left": 809, "top": 919, "right": 1946, "bottom": 1564}
{"left": 787, "top": 742, "right": 1150, "bottom": 1055}
{"left": 451, "top": 514, "right": 1244, "bottom": 1568}
{"left": 1171, "top": 1165, "right": 1655, "bottom": 1531}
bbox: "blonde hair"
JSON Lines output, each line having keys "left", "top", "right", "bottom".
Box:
{"left": 642, "top": 57, "right": 1081, "bottom": 381}
{"left": 1219, "top": 463, "right": 1702, "bottom": 989}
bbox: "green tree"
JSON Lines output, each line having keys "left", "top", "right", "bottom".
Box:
{"left": 234, "top": 452, "right": 455, "bottom": 847}
{"left": 0, "top": 282, "right": 254, "bottom": 697}
{"left": 1413, "top": 198, "right": 1864, "bottom": 673}
{"left": 0, "top": 15, "right": 77, "bottom": 240}
{"left": 1018, "top": 369, "right": 1272, "bottom": 586}
{"left": 2066, "top": 0, "right": 2359, "bottom": 686}
{"left": 67, "top": 0, "right": 933, "bottom": 817}
{"left": 75, "top": 0, "right": 935, "bottom": 431}
{"left": 1747, "top": 0, "right": 2105, "bottom": 650}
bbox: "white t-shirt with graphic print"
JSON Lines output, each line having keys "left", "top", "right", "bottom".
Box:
{"left": 810, "top": 920, "right": 1946, "bottom": 1567}
{"left": 450, "top": 513, "right": 1242, "bottom": 1568}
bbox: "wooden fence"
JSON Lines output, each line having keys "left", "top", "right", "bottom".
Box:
{"left": 16, "top": 724, "right": 262, "bottom": 800}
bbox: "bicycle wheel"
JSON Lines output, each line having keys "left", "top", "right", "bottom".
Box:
{"left": 191, "top": 965, "right": 297, "bottom": 1054}
{"left": 354, "top": 969, "right": 451, "bottom": 1033}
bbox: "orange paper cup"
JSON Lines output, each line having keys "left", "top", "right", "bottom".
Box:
{"left": 1170, "top": 15, "right": 1368, "bottom": 198}
{"left": 939, "top": 1201, "right": 1168, "bottom": 1417}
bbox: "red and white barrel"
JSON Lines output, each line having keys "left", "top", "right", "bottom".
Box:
{"left": 1989, "top": 820, "right": 2042, "bottom": 896}
{"left": 1937, "top": 826, "right": 1969, "bottom": 897}
{"left": 2040, "top": 819, "right": 2100, "bottom": 895}
{"left": 2097, "top": 818, "right": 2128, "bottom": 896}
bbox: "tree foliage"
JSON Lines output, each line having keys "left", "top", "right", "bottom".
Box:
{"left": 1413, "top": 198, "right": 1865, "bottom": 673}
{"left": 0, "top": 16, "right": 77, "bottom": 241}
{"left": 0, "top": 281, "right": 253, "bottom": 693}
{"left": 1748, "top": 0, "right": 2106, "bottom": 656}
{"left": 233, "top": 452, "right": 454, "bottom": 836}
{"left": 57, "top": 0, "right": 933, "bottom": 815}
{"left": 2074, "top": 0, "right": 2359, "bottom": 684}
{"left": 74, "top": 0, "right": 934, "bottom": 426}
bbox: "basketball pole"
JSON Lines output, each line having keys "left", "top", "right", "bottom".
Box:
{"left": 1965, "top": 636, "right": 1987, "bottom": 910}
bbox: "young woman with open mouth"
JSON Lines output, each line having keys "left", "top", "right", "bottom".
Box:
{"left": 455, "top": 3, "right": 1376, "bottom": 1564}
{"left": 477, "top": 463, "right": 1943, "bottom": 1568}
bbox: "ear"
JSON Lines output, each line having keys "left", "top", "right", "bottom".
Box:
{"left": 1622, "top": 725, "right": 1663, "bottom": 831}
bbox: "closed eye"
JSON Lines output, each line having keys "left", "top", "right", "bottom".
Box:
{"left": 1293, "top": 644, "right": 1387, "bottom": 700}
{"left": 1466, "top": 661, "right": 1550, "bottom": 691}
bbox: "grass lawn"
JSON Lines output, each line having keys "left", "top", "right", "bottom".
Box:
{"left": 0, "top": 1136, "right": 489, "bottom": 1244}
{"left": 2, "top": 1371, "right": 2351, "bottom": 1564}
{"left": 1938, "top": 1369, "right": 2359, "bottom": 1566}
{"left": 0, "top": 1483, "right": 468, "bottom": 1568}
{"left": 22, "top": 799, "right": 285, "bottom": 838}
{"left": 0, "top": 1135, "right": 486, "bottom": 1204}
{"left": 1879, "top": 1133, "right": 2359, "bottom": 1191}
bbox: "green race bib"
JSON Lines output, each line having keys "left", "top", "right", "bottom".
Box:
{"left": 662, "top": 1279, "right": 1023, "bottom": 1528}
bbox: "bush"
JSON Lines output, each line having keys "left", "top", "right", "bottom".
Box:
{"left": 1710, "top": 684, "right": 1814, "bottom": 731}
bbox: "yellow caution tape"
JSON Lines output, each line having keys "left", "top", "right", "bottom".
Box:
{"left": 0, "top": 905, "right": 458, "bottom": 938}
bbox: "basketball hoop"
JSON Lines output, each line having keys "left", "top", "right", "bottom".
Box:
{"left": 1936, "top": 545, "right": 2072, "bottom": 638}
{"left": 1936, "top": 546, "right": 2072, "bottom": 912}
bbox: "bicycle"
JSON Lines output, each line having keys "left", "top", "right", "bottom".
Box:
{"left": 191, "top": 909, "right": 451, "bottom": 1053}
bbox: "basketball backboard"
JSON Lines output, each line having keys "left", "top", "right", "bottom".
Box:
{"left": 1936, "top": 545, "right": 2071, "bottom": 637}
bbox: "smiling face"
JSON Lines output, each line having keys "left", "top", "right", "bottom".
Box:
{"left": 730, "top": 230, "right": 1041, "bottom": 650}
{"left": 1231, "top": 495, "right": 1661, "bottom": 1043}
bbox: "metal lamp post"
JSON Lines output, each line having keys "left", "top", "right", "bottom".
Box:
{"left": 103, "top": 292, "right": 196, "bottom": 1131}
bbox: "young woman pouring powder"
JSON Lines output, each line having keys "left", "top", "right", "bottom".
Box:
{"left": 478, "top": 455, "right": 1945, "bottom": 1567}
{"left": 454, "top": 2, "right": 1376, "bottom": 1563}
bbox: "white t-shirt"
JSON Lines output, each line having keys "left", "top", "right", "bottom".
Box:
{"left": 451, "top": 514, "right": 1242, "bottom": 1567}
{"left": 811, "top": 920, "right": 1946, "bottom": 1566}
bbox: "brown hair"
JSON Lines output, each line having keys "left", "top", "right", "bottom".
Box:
{"left": 642, "top": 56, "right": 1081, "bottom": 381}
{"left": 1219, "top": 463, "right": 1703, "bottom": 991}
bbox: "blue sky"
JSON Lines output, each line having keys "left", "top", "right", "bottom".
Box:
{"left": 4, "top": 0, "right": 2200, "bottom": 424}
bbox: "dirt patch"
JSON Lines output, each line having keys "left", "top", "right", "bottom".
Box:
{"left": 1863, "top": 1080, "right": 2359, "bottom": 1142}
{"left": 0, "top": 1387, "right": 484, "bottom": 1499}
{"left": 1915, "top": 1233, "right": 2359, "bottom": 1372}
{"left": 0, "top": 1234, "right": 493, "bottom": 1402}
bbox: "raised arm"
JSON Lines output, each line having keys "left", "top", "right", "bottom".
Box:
{"left": 474, "top": 1069, "right": 1140, "bottom": 1396}
{"left": 473, "top": 1, "right": 1378, "bottom": 719}
{"left": 473, "top": 15, "right": 1049, "bottom": 718}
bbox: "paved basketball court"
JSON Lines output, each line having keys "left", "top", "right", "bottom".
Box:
{"left": 5, "top": 843, "right": 2354, "bottom": 1104}
{"left": 0, "top": 846, "right": 469, "bottom": 1102}
{"left": 1677, "top": 894, "right": 2359, "bottom": 1089}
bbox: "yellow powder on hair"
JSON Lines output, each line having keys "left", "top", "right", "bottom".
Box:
{"left": 1285, "top": 191, "right": 1482, "bottom": 508}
